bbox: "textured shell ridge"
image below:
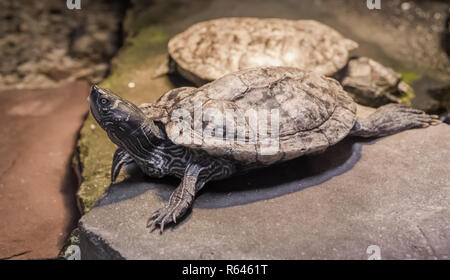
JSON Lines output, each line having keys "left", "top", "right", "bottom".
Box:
{"left": 168, "top": 17, "right": 358, "bottom": 83}
{"left": 163, "top": 67, "right": 357, "bottom": 165}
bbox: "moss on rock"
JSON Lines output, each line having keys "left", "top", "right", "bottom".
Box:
{"left": 398, "top": 71, "right": 420, "bottom": 105}
{"left": 400, "top": 71, "right": 420, "bottom": 85}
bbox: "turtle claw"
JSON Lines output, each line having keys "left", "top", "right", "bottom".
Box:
{"left": 147, "top": 197, "right": 193, "bottom": 233}
{"left": 146, "top": 205, "right": 180, "bottom": 233}
{"left": 146, "top": 178, "right": 196, "bottom": 233}
{"left": 147, "top": 221, "right": 157, "bottom": 233}
{"left": 430, "top": 115, "right": 442, "bottom": 126}
{"left": 432, "top": 120, "right": 442, "bottom": 126}
{"left": 150, "top": 209, "right": 161, "bottom": 219}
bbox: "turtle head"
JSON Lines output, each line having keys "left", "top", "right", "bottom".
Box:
{"left": 89, "top": 85, "right": 148, "bottom": 145}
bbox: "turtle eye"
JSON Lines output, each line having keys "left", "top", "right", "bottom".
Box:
{"left": 100, "top": 98, "right": 109, "bottom": 105}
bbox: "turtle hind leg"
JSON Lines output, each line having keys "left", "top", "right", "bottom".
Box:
{"left": 350, "top": 103, "right": 441, "bottom": 138}
{"left": 111, "top": 148, "right": 135, "bottom": 184}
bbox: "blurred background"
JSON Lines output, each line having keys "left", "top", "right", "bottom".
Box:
{"left": 0, "top": 0, "right": 449, "bottom": 259}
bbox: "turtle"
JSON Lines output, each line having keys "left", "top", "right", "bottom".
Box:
{"left": 89, "top": 66, "right": 440, "bottom": 233}
{"left": 336, "top": 56, "right": 415, "bottom": 107}
{"left": 156, "top": 17, "right": 413, "bottom": 107}
{"left": 157, "top": 17, "right": 358, "bottom": 85}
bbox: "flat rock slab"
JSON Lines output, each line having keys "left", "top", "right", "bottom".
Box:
{"left": 0, "top": 81, "right": 87, "bottom": 259}
{"left": 79, "top": 124, "right": 450, "bottom": 260}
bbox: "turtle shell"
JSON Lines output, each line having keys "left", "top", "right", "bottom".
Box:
{"left": 152, "top": 67, "right": 357, "bottom": 165}
{"left": 168, "top": 18, "right": 358, "bottom": 85}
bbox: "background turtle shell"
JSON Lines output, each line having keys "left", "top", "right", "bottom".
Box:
{"left": 153, "top": 67, "right": 357, "bottom": 165}
{"left": 168, "top": 18, "right": 358, "bottom": 85}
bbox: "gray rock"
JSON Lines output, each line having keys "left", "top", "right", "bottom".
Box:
{"left": 79, "top": 123, "right": 450, "bottom": 260}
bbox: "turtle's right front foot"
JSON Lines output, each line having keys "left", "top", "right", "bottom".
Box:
{"left": 146, "top": 195, "right": 192, "bottom": 233}
{"left": 147, "top": 176, "right": 196, "bottom": 233}
{"left": 350, "top": 104, "right": 441, "bottom": 138}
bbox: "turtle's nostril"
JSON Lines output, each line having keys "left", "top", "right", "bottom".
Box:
{"left": 91, "top": 85, "right": 105, "bottom": 97}
{"left": 91, "top": 85, "right": 98, "bottom": 97}
{"left": 90, "top": 85, "right": 107, "bottom": 103}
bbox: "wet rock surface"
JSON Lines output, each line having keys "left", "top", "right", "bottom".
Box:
{"left": 0, "top": 0, "right": 125, "bottom": 90}
{"left": 79, "top": 124, "right": 450, "bottom": 259}
{"left": 0, "top": 81, "right": 88, "bottom": 259}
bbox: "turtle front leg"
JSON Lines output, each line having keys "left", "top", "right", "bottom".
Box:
{"left": 350, "top": 104, "right": 441, "bottom": 138}
{"left": 111, "top": 148, "right": 135, "bottom": 184}
{"left": 147, "top": 157, "right": 235, "bottom": 233}
{"left": 147, "top": 173, "right": 198, "bottom": 233}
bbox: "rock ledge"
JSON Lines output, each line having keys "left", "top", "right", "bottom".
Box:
{"left": 79, "top": 125, "right": 450, "bottom": 260}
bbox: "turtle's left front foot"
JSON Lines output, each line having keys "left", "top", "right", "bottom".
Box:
{"left": 147, "top": 178, "right": 196, "bottom": 233}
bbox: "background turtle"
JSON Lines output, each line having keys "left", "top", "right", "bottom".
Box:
{"left": 157, "top": 17, "right": 412, "bottom": 107}
{"left": 336, "top": 57, "right": 415, "bottom": 107}
{"left": 159, "top": 17, "right": 358, "bottom": 84}
{"left": 90, "top": 66, "right": 439, "bottom": 232}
